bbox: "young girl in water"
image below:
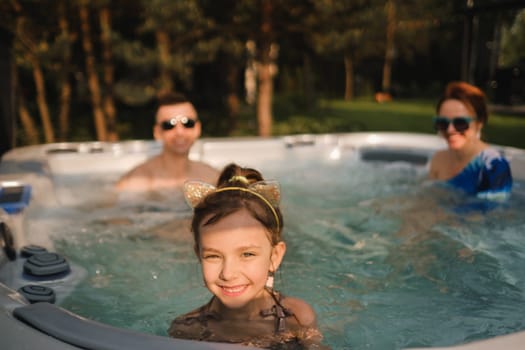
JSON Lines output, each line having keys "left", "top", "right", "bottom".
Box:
{"left": 429, "top": 81, "right": 512, "bottom": 200}
{"left": 168, "top": 163, "right": 326, "bottom": 349}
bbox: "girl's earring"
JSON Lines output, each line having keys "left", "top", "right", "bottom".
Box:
{"left": 265, "top": 271, "right": 275, "bottom": 290}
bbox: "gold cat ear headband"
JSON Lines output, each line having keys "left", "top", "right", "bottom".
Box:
{"left": 183, "top": 178, "right": 281, "bottom": 231}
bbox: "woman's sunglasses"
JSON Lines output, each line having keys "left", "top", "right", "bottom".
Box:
{"left": 159, "top": 116, "right": 197, "bottom": 130}
{"left": 433, "top": 116, "right": 474, "bottom": 133}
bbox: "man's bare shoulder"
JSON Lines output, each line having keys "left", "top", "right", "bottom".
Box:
{"left": 115, "top": 156, "right": 161, "bottom": 191}
{"left": 189, "top": 161, "right": 220, "bottom": 184}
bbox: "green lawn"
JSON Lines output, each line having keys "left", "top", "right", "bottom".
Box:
{"left": 271, "top": 98, "right": 525, "bottom": 149}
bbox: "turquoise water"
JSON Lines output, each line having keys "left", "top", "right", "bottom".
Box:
{"left": 42, "top": 157, "right": 525, "bottom": 350}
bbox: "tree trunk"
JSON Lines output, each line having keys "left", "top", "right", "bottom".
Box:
{"left": 79, "top": 4, "right": 107, "bottom": 141}
{"left": 29, "top": 56, "right": 55, "bottom": 143}
{"left": 57, "top": 2, "right": 72, "bottom": 142}
{"left": 156, "top": 29, "right": 173, "bottom": 94}
{"left": 344, "top": 52, "right": 354, "bottom": 100}
{"left": 225, "top": 61, "right": 240, "bottom": 134}
{"left": 256, "top": 0, "right": 275, "bottom": 137}
{"left": 57, "top": 76, "right": 72, "bottom": 142}
{"left": 100, "top": 6, "right": 118, "bottom": 141}
{"left": 12, "top": 0, "right": 50, "bottom": 144}
{"left": 303, "top": 53, "right": 315, "bottom": 108}
{"left": 257, "top": 63, "right": 273, "bottom": 137}
{"left": 18, "top": 97, "right": 40, "bottom": 145}
{"left": 382, "top": 0, "right": 396, "bottom": 93}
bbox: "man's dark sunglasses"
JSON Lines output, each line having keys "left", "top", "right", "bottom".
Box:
{"left": 433, "top": 116, "right": 474, "bottom": 133}
{"left": 159, "top": 117, "right": 197, "bottom": 130}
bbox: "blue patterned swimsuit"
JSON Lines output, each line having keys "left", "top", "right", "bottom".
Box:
{"left": 447, "top": 148, "right": 512, "bottom": 200}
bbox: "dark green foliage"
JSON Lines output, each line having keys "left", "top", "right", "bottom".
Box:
{"left": 2, "top": 0, "right": 524, "bottom": 144}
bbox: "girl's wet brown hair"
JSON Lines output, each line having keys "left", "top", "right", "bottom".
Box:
{"left": 436, "top": 81, "right": 489, "bottom": 125}
{"left": 191, "top": 163, "right": 284, "bottom": 256}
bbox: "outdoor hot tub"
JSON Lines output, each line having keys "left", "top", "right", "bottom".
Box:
{"left": 1, "top": 132, "right": 525, "bottom": 350}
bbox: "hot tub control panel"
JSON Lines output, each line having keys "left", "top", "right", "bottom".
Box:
{"left": 0, "top": 182, "right": 32, "bottom": 214}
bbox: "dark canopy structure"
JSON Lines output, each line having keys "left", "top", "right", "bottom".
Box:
{"left": 462, "top": 0, "right": 525, "bottom": 83}
{"left": 0, "top": 28, "right": 15, "bottom": 159}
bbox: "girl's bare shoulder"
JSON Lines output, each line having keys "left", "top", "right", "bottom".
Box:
{"left": 168, "top": 307, "right": 206, "bottom": 339}
{"left": 281, "top": 296, "right": 317, "bottom": 327}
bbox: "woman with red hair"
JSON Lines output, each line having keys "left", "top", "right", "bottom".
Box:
{"left": 429, "top": 81, "right": 512, "bottom": 200}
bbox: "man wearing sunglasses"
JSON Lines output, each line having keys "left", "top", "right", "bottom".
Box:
{"left": 428, "top": 81, "right": 512, "bottom": 200}
{"left": 116, "top": 92, "right": 218, "bottom": 196}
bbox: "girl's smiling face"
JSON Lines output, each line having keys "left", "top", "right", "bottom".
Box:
{"left": 197, "top": 208, "right": 285, "bottom": 311}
